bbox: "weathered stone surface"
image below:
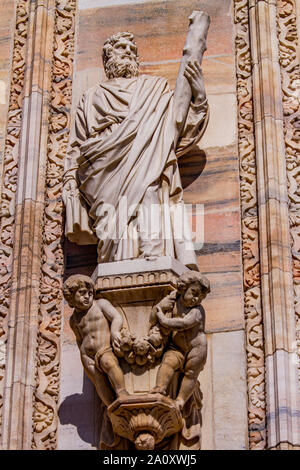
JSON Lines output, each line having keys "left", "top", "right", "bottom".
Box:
{"left": 200, "top": 330, "right": 248, "bottom": 450}
{"left": 58, "top": 344, "right": 100, "bottom": 450}
{"left": 0, "top": 0, "right": 15, "bottom": 161}
{"left": 200, "top": 94, "right": 237, "bottom": 148}
{"left": 1, "top": 0, "right": 57, "bottom": 450}
{"left": 249, "top": 0, "right": 300, "bottom": 448}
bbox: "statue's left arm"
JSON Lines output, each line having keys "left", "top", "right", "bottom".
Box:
{"left": 63, "top": 93, "right": 98, "bottom": 245}
{"left": 156, "top": 306, "right": 202, "bottom": 331}
{"left": 176, "top": 59, "right": 209, "bottom": 158}
{"left": 63, "top": 94, "right": 87, "bottom": 192}
{"left": 97, "top": 299, "right": 123, "bottom": 345}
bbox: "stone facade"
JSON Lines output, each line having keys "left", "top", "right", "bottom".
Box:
{"left": 0, "top": 0, "right": 298, "bottom": 450}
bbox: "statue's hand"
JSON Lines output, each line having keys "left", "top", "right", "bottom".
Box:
{"left": 62, "top": 177, "right": 78, "bottom": 203}
{"left": 156, "top": 306, "right": 165, "bottom": 323}
{"left": 112, "top": 331, "right": 122, "bottom": 349}
{"left": 184, "top": 60, "right": 206, "bottom": 106}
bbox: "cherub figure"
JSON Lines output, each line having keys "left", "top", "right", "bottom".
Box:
{"left": 63, "top": 274, "right": 128, "bottom": 406}
{"left": 147, "top": 290, "right": 177, "bottom": 354}
{"left": 151, "top": 271, "right": 210, "bottom": 410}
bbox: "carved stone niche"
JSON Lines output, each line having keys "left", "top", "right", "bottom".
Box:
{"left": 92, "top": 257, "right": 205, "bottom": 450}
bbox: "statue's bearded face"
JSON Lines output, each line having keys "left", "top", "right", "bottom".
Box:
{"left": 104, "top": 37, "right": 139, "bottom": 79}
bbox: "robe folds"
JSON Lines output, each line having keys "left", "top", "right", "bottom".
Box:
{"left": 64, "top": 74, "right": 208, "bottom": 267}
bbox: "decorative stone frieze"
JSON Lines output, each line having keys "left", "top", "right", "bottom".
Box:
{"left": 32, "top": 0, "right": 76, "bottom": 450}
{"left": 248, "top": 0, "right": 299, "bottom": 449}
{"left": 0, "top": 0, "right": 30, "bottom": 443}
{"left": 234, "top": 0, "right": 266, "bottom": 449}
{"left": 276, "top": 0, "right": 300, "bottom": 392}
{"left": 0, "top": 0, "right": 76, "bottom": 450}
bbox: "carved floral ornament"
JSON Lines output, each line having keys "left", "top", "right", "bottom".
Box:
{"left": 32, "top": 0, "right": 77, "bottom": 450}
{"left": 0, "top": 0, "right": 30, "bottom": 439}
{"left": 234, "top": 0, "right": 266, "bottom": 450}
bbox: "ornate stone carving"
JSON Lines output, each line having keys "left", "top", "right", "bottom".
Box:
{"left": 244, "top": 0, "right": 299, "bottom": 449}
{"left": 0, "top": 0, "right": 30, "bottom": 439}
{"left": 32, "top": 0, "right": 76, "bottom": 450}
{"left": 63, "top": 274, "right": 128, "bottom": 405}
{"left": 108, "top": 395, "right": 183, "bottom": 450}
{"left": 62, "top": 16, "right": 210, "bottom": 271}
{"left": 61, "top": 13, "right": 211, "bottom": 450}
{"left": 276, "top": 0, "right": 300, "bottom": 385}
{"left": 150, "top": 272, "right": 209, "bottom": 411}
{"left": 63, "top": 266, "right": 209, "bottom": 450}
{"left": 234, "top": 0, "right": 266, "bottom": 449}
{"left": 0, "top": 0, "right": 297, "bottom": 451}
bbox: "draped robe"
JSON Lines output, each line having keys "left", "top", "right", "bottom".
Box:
{"left": 64, "top": 74, "right": 208, "bottom": 268}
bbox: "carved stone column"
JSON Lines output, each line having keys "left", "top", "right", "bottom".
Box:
{"left": 0, "top": 0, "right": 76, "bottom": 450}
{"left": 235, "top": 0, "right": 300, "bottom": 449}
{"left": 1, "top": 0, "right": 56, "bottom": 449}
{"left": 234, "top": 0, "right": 266, "bottom": 449}
{"left": 248, "top": 0, "right": 300, "bottom": 449}
{"left": 276, "top": 0, "right": 300, "bottom": 417}
{"left": 0, "top": 0, "right": 30, "bottom": 443}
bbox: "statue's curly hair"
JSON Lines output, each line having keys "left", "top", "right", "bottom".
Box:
{"left": 102, "top": 31, "right": 139, "bottom": 71}
{"left": 176, "top": 271, "right": 210, "bottom": 296}
{"left": 63, "top": 274, "right": 95, "bottom": 305}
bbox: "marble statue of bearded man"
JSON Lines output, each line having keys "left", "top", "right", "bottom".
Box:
{"left": 63, "top": 32, "right": 208, "bottom": 269}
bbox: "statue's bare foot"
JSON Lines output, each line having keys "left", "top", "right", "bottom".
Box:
{"left": 117, "top": 389, "right": 130, "bottom": 399}
{"left": 150, "top": 386, "right": 166, "bottom": 395}
{"left": 139, "top": 251, "right": 158, "bottom": 262}
{"left": 145, "top": 255, "right": 158, "bottom": 261}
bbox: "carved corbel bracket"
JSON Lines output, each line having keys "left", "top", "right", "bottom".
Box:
{"left": 108, "top": 394, "right": 183, "bottom": 450}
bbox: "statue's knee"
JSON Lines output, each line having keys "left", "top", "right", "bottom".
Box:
{"left": 185, "top": 368, "right": 198, "bottom": 380}
{"left": 100, "top": 354, "right": 115, "bottom": 373}
{"left": 163, "top": 357, "right": 177, "bottom": 370}
{"left": 164, "top": 355, "right": 179, "bottom": 371}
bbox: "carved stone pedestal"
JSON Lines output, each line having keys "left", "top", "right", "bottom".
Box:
{"left": 92, "top": 257, "right": 188, "bottom": 395}
{"left": 108, "top": 394, "right": 183, "bottom": 450}
{"left": 92, "top": 257, "right": 189, "bottom": 449}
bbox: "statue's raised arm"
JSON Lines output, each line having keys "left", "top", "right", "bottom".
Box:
{"left": 174, "top": 11, "right": 210, "bottom": 143}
